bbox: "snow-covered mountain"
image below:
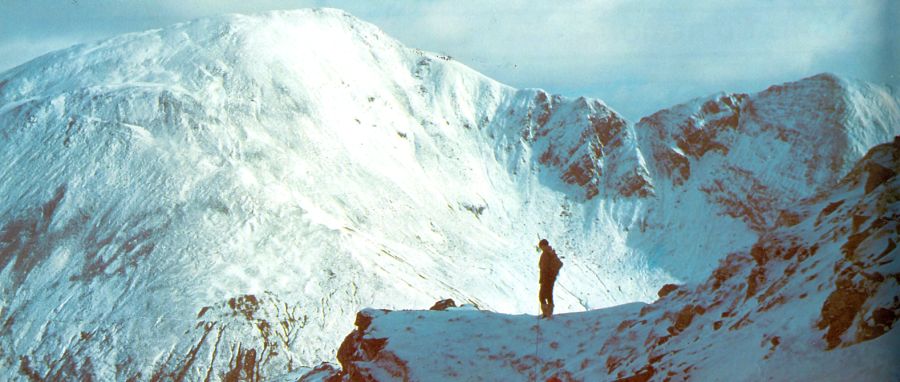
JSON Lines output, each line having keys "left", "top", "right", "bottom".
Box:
{"left": 326, "top": 137, "right": 900, "bottom": 381}
{"left": 0, "top": 8, "right": 896, "bottom": 381}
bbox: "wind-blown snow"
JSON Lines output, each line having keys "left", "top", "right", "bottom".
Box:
{"left": 0, "top": 8, "right": 897, "bottom": 381}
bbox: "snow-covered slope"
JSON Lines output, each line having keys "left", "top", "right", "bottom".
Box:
{"left": 0, "top": 8, "right": 897, "bottom": 381}
{"left": 632, "top": 73, "right": 900, "bottom": 282}
{"left": 0, "top": 9, "right": 668, "bottom": 380}
{"left": 320, "top": 138, "right": 900, "bottom": 381}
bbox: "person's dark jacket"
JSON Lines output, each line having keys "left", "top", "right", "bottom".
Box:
{"left": 539, "top": 247, "right": 562, "bottom": 284}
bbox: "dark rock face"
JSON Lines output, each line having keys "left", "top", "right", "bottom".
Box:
{"left": 814, "top": 141, "right": 900, "bottom": 349}
{"left": 864, "top": 163, "right": 895, "bottom": 195}
{"left": 618, "top": 169, "right": 654, "bottom": 198}
{"left": 614, "top": 365, "right": 655, "bottom": 382}
{"left": 818, "top": 281, "right": 870, "bottom": 349}
{"left": 223, "top": 347, "right": 259, "bottom": 382}
{"left": 668, "top": 305, "right": 705, "bottom": 335}
{"left": 298, "top": 363, "right": 340, "bottom": 382}
{"left": 520, "top": 91, "right": 650, "bottom": 200}
{"left": 429, "top": 299, "right": 457, "bottom": 311}
{"left": 674, "top": 95, "right": 745, "bottom": 159}
{"left": 638, "top": 93, "right": 745, "bottom": 166}
{"left": 657, "top": 284, "right": 679, "bottom": 299}
{"left": 334, "top": 310, "right": 405, "bottom": 381}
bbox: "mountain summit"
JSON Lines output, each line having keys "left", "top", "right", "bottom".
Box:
{"left": 0, "top": 8, "right": 897, "bottom": 381}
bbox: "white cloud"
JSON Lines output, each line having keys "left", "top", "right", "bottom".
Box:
{"left": 0, "top": 36, "right": 87, "bottom": 72}
{"left": 1, "top": 0, "right": 895, "bottom": 119}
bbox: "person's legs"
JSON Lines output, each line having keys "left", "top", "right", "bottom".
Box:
{"left": 546, "top": 280, "right": 556, "bottom": 310}
{"left": 546, "top": 281, "right": 555, "bottom": 317}
{"left": 539, "top": 282, "right": 553, "bottom": 317}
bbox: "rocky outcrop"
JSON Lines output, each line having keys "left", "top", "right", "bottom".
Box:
{"left": 864, "top": 162, "right": 896, "bottom": 195}
{"left": 656, "top": 284, "right": 679, "bottom": 299}
{"left": 429, "top": 299, "right": 457, "bottom": 311}
{"left": 515, "top": 91, "right": 653, "bottom": 200}
{"left": 149, "top": 292, "right": 309, "bottom": 381}
{"left": 333, "top": 310, "right": 406, "bottom": 382}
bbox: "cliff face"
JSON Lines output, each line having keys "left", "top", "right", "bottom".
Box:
{"left": 324, "top": 139, "right": 900, "bottom": 381}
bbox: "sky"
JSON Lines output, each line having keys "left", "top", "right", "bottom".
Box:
{"left": 0, "top": 0, "right": 897, "bottom": 119}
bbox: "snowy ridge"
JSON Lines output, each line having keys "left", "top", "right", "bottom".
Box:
{"left": 0, "top": 8, "right": 897, "bottom": 381}
{"left": 320, "top": 138, "right": 900, "bottom": 381}
{"left": 0, "top": 9, "right": 669, "bottom": 379}
{"left": 632, "top": 73, "right": 899, "bottom": 281}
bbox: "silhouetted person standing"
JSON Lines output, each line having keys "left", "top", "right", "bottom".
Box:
{"left": 538, "top": 239, "right": 562, "bottom": 318}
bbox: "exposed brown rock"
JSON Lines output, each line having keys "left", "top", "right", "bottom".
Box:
{"left": 614, "top": 365, "right": 655, "bottom": 382}
{"left": 851, "top": 215, "right": 869, "bottom": 233}
{"left": 770, "top": 336, "right": 780, "bottom": 349}
{"left": 711, "top": 254, "right": 743, "bottom": 290}
{"left": 562, "top": 156, "right": 596, "bottom": 187}
{"left": 227, "top": 295, "right": 260, "bottom": 321}
{"left": 670, "top": 94, "right": 744, "bottom": 159}
{"left": 675, "top": 122, "right": 729, "bottom": 158}
{"left": 616, "top": 320, "right": 638, "bottom": 332}
{"left": 729, "top": 313, "right": 754, "bottom": 331}
{"left": 777, "top": 210, "right": 802, "bottom": 227}
{"left": 821, "top": 200, "right": 844, "bottom": 216}
{"left": 355, "top": 310, "right": 377, "bottom": 332}
{"left": 618, "top": 170, "right": 654, "bottom": 198}
{"left": 300, "top": 364, "right": 340, "bottom": 382}
{"left": 589, "top": 113, "right": 627, "bottom": 148}
{"left": 842, "top": 230, "right": 870, "bottom": 260}
{"left": 429, "top": 299, "right": 456, "bottom": 311}
{"left": 871, "top": 308, "right": 897, "bottom": 329}
{"left": 533, "top": 91, "right": 554, "bottom": 129}
{"left": 818, "top": 280, "right": 869, "bottom": 349}
{"left": 669, "top": 305, "right": 705, "bottom": 335}
{"left": 223, "top": 346, "right": 259, "bottom": 382}
{"left": 335, "top": 310, "right": 402, "bottom": 381}
{"left": 539, "top": 145, "right": 559, "bottom": 166}
{"left": 18, "top": 356, "right": 42, "bottom": 382}
{"left": 750, "top": 244, "right": 768, "bottom": 266}
{"left": 530, "top": 97, "right": 634, "bottom": 201}
{"left": 858, "top": 307, "right": 898, "bottom": 342}
{"left": 699, "top": 166, "right": 780, "bottom": 232}
{"left": 361, "top": 338, "right": 388, "bottom": 359}
{"left": 657, "top": 284, "right": 679, "bottom": 299}
{"left": 746, "top": 267, "right": 766, "bottom": 300}
{"left": 864, "top": 163, "right": 896, "bottom": 194}
{"left": 658, "top": 149, "right": 691, "bottom": 186}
